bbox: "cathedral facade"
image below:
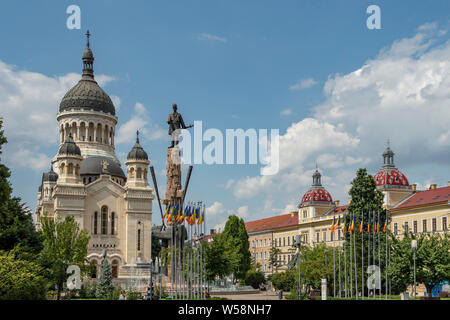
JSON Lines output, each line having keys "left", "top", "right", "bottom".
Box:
{"left": 35, "top": 32, "right": 154, "bottom": 281}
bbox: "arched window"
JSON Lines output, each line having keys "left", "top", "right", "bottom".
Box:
{"left": 68, "top": 163, "right": 73, "bottom": 174}
{"left": 111, "top": 259, "right": 119, "bottom": 278}
{"left": 111, "top": 212, "right": 115, "bottom": 235}
{"left": 137, "top": 168, "right": 142, "bottom": 179}
{"left": 90, "top": 260, "right": 98, "bottom": 279}
{"left": 101, "top": 206, "right": 108, "bottom": 235}
{"left": 129, "top": 167, "right": 135, "bottom": 178}
{"left": 60, "top": 163, "right": 65, "bottom": 174}
{"left": 93, "top": 211, "right": 98, "bottom": 235}
{"left": 75, "top": 164, "right": 80, "bottom": 175}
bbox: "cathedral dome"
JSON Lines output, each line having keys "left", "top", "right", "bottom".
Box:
{"left": 58, "top": 134, "right": 81, "bottom": 156}
{"left": 373, "top": 143, "right": 410, "bottom": 189}
{"left": 80, "top": 156, "right": 125, "bottom": 178}
{"left": 300, "top": 169, "right": 333, "bottom": 206}
{"left": 59, "top": 31, "right": 116, "bottom": 116}
{"left": 127, "top": 132, "right": 148, "bottom": 160}
{"left": 42, "top": 166, "right": 58, "bottom": 182}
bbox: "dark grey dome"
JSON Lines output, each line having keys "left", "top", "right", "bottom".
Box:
{"left": 59, "top": 79, "right": 115, "bottom": 115}
{"left": 59, "top": 134, "right": 81, "bottom": 156}
{"left": 127, "top": 134, "right": 148, "bottom": 160}
{"left": 42, "top": 166, "right": 58, "bottom": 182}
{"left": 59, "top": 31, "right": 115, "bottom": 116}
{"left": 80, "top": 156, "right": 125, "bottom": 178}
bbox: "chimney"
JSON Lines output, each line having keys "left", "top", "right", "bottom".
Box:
{"left": 429, "top": 184, "right": 437, "bottom": 190}
{"left": 411, "top": 184, "right": 417, "bottom": 191}
{"left": 334, "top": 200, "right": 340, "bottom": 207}
{"left": 348, "top": 197, "right": 352, "bottom": 204}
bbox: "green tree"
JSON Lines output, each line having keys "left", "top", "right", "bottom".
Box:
{"left": 389, "top": 232, "right": 450, "bottom": 297}
{"left": 151, "top": 233, "right": 162, "bottom": 260}
{"left": 0, "top": 119, "right": 43, "bottom": 256}
{"left": 205, "top": 234, "right": 230, "bottom": 282}
{"left": 0, "top": 249, "right": 47, "bottom": 300}
{"left": 271, "top": 270, "right": 296, "bottom": 292}
{"left": 96, "top": 258, "right": 115, "bottom": 298}
{"left": 268, "top": 242, "right": 281, "bottom": 273}
{"left": 299, "top": 243, "right": 334, "bottom": 291}
{"left": 39, "top": 213, "right": 90, "bottom": 300}
{"left": 346, "top": 168, "right": 386, "bottom": 296}
{"left": 243, "top": 270, "right": 265, "bottom": 289}
{"left": 219, "top": 215, "right": 251, "bottom": 282}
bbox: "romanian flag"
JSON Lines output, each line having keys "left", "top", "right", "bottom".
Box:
{"left": 163, "top": 204, "right": 169, "bottom": 222}
{"left": 197, "top": 207, "right": 203, "bottom": 225}
{"left": 175, "top": 205, "right": 181, "bottom": 223}
{"left": 359, "top": 215, "right": 364, "bottom": 233}
{"left": 383, "top": 214, "right": 389, "bottom": 232}
{"left": 330, "top": 216, "right": 336, "bottom": 232}
{"left": 337, "top": 215, "right": 341, "bottom": 230}
{"left": 168, "top": 204, "right": 174, "bottom": 222}
{"left": 190, "top": 207, "right": 197, "bottom": 225}
{"left": 342, "top": 215, "right": 347, "bottom": 233}
{"left": 185, "top": 206, "right": 192, "bottom": 225}
{"left": 179, "top": 205, "right": 186, "bottom": 224}
{"left": 367, "top": 214, "right": 371, "bottom": 233}
{"left": 349, "top": 215, "right": 355, "bottom": 234}
{"left": 376, "top": 213, "right": 380, "bottom": 233}
{"left": 374, "top": 217, "right": 377, "bottom": 233}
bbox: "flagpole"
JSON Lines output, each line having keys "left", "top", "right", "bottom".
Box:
{"left": 361, "top": 211, "right": 364, "bottom": 300}
{"left": 350, "top": 213, "right": 353, "bottom": 299}
{"left": 333, "top": 229, "right": 336, "bottom": 298}
{"left": 344, "top": 214, "right": 347, "bottom": 298}
{"left": 354, "top": 213, "right": 358, "bottom": 300}
{"left": 367, "top": 211, "right": 371, "bottom": 299}
{"left": 338, "top": 222, "right": 342, "bottom": 298}
{"left": 373, "top": 211, "right": 376, "bottom": 300}
{"left": 378, "top": 211, "right": 381, "bottom": 300}
{"left": 385, "top": 212, "right": 388, "bottom": 300}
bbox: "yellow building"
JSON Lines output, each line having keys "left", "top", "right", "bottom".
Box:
{"left": 245, "top": 145, "right": 450, "bottom": 278}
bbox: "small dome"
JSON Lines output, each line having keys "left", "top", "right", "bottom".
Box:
{"left": 42, "top": 166, "right": 58, "bottom": 182}
{"left": 83, "top": 47, "right": 94, "bottom": 59}
{"left": 80, "top": 156, "right": 125, "bottom": 178}
{"left": 59, "top": 134, "right": 81, "bottom": 156}
{"left": 374, "top": 169, "right": 409, "bottom": 189}
{"left": 300, "top": 168, "right": 333, "bottom": 206}
{"left": 127, "top": 133, "right": 148, "bottom": 160}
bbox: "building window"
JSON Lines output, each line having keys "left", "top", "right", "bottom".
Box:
{"left": 316, "top": 232, "right": 320, "bottom": 243}
{"left": 111, "top": 212, "right": 115, "bottom": 235}
{"left": 331, "top": 232, "right": 334, "bottom": 241}
{"left": 404, "top": 222, "right": 409, "bottom": 233}
{"left": 432, "top": 218, "right": 437, "bottom": 232}
{"left": 101, "top": 206, "right": 108, "bottom": 235}
{"left": 260, "top": 240, "right": 262, "bottom": 247}
{"left": 137, "top": 229, "right": 141, "bottom": 251}
{"left": 111, "top": 259, "right": 119, "bottom": 278}
{"left": 93, "top": 211, "right": 98, "bottom": 235}
{"left": 394, "top": 223, "right": 398, "bottom": 236}
{"left": 443, "top": 217, "right": 448, "bottom": 231}
{"left": 323, "top": 231, "right": 327, "bottom": 242}
{"left": 413, "top": 221, "right": 418, "bottom": 234}
{"left": 287, "top": 237, "right": 290, "bottom": 246}
{"left": 283, "top": 237, "right": 286, "bottom": 247}
{"left": 338, "top": 230, "right": 341, "bottom": 240}
{"left": 422, "top": 220, "right": 427, "bottom": 233}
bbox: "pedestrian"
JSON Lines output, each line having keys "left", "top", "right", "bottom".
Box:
{"left": 118, "top": 289, "right": 126, "bottom": 300}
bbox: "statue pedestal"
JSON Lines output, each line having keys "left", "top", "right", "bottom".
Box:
{"left": 162, "top": 147, "right": 183, "bottom": 205}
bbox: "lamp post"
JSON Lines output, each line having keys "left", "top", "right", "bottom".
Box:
{"left": 411, "top": 240, "right": 417, "bottom": 300}
{"left": 296, "top": 235, "right": 301, "bottom": 300}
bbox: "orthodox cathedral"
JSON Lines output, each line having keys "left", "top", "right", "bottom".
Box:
{"left": 35, "top": 32, "right": 154, "bottom": 281}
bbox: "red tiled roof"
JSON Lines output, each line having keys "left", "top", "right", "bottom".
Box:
{"left": 326, "top": 205, "right": 348, "bottom": 215}
{"left": 245, "top": 213, "right": 298, "bottom": 234}
{"left": 393, "top": 186, "right": 450, "bottom": 210}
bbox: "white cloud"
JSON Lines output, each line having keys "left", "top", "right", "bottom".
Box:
{"left": 289, "top": 78, "right": 318, "bottom": 90}
{"left": 0, "top": 60, "right": 117, "bottom": 171}
{"left": 232, "top": 23, "right": 450, "bottom": 216}
{"left": 280, "top": 108, "right": 293, "bottom": 116}
{"left": 115, "top": 102, "right": 166, "bottom": 144}
{"left": 110, "top": 95, "right": 121, "bottom": 111}
{"left": 197, "top": 33, "right": 227, "bottom": 43}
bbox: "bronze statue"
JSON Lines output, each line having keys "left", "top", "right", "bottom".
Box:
{"left": 168, "top": 104, "right": 192, "bottom": 148}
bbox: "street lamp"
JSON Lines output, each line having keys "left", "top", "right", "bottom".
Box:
{"left": 296, "top": 235, "right": 302, "bottom": 300}
{"left": 411, "top": 240, "right": 417, "bottom": 300}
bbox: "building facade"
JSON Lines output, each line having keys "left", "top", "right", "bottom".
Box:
{"left": 246, "top": 145, "right": 450, "bottom": 279}
{"left": 35, "top": 33, "right": 154, "bottom": 282}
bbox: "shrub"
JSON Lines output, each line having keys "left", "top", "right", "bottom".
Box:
{"left": 243, "top": 270, "right": 265, "bottom": 289}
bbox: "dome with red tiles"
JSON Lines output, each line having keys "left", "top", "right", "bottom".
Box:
{"left": 300, "top": 169, "right": 333, "bottom": 206}
{"left": 373, "top": 144, "right": 410, "bottom": 190}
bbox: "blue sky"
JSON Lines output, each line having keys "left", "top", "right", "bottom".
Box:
{"left": 0, "top": 0, "right": 449, "bottom": 230}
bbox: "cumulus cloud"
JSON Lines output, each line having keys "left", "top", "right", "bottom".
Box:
{"left": 231, "top": 23, "right": 450, "bottom": 217}
{"left": 0, "top": 60, "right": 116, "bottom": 171}
{"left": 115, "top": 102, "right": 166, "bottom": 144}
{"left": 289, "top": 78, "right": 318, "bottom": 90}
{"left": 197, "top": 33, "right": 227, "bottom": 43}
